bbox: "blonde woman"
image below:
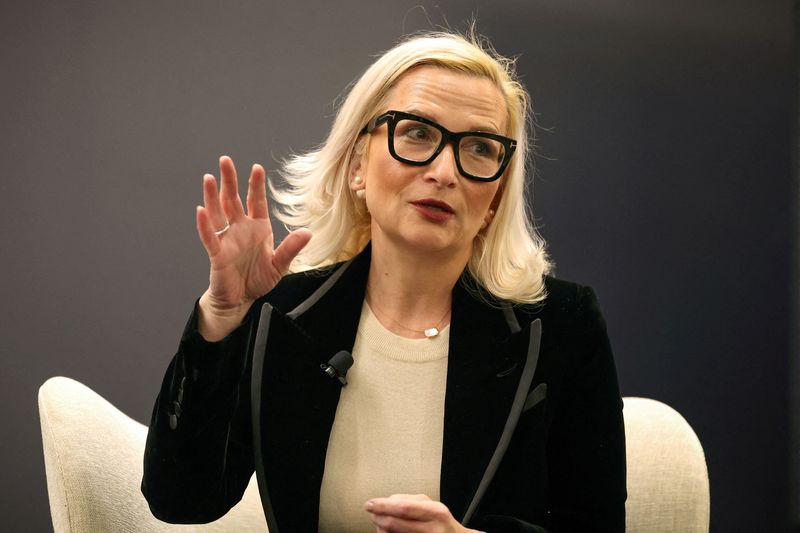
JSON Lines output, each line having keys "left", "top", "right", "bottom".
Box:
{"left": 143, "top": 31, "right": 626, "bottom": 533}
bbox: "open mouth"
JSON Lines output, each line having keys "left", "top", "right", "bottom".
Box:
{"left": 412, "top": 199, "right": 454, "bottom": 214}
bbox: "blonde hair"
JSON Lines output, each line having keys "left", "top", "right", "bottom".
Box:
{"left": 271, "top": 30, "right": 552, "bottom": 304}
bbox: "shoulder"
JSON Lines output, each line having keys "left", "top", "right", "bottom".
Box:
{"left": 258, "top": 263, "right": 346, "bottom": 313}
{"left": 513, "top": 275, "right": 608, "bottom": 337}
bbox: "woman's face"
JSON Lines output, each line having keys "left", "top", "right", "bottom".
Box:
{"left": 356, "top": 66, "right": 507, "bottom": 262}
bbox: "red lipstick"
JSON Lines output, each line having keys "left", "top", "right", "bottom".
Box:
{"left": 410, "top": 198, "right": 455, "bottom": 222}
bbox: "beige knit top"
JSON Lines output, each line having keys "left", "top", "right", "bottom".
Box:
{"left": 318, "top": 301, "right": 450, "bottom": 533}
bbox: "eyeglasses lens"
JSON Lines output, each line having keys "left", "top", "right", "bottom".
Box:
{"left": 393, "top": 119, "right": 505, "bottom": 179}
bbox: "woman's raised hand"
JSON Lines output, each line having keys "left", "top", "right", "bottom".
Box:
{"left": 195, "top": 156, "right": 311, "bottom": 341}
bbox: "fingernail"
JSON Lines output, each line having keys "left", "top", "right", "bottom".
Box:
{"left": 364, "top": 500, "right": 374, "bottom": 511}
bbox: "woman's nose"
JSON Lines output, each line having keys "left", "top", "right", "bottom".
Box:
{"left": 423, "top": 143, "right": 459, "bottom": 187}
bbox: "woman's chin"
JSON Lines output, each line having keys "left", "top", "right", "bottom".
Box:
{"left": 392, "top": 232, "right": 471, "bottom": 259}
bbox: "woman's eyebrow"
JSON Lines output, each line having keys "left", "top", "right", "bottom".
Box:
{"left": 470, "top": 124, "right": 500, "bottom": 134}
{"left": 403, "top": 107, "right": 433, "bottom": 120}
{"left": 403, "top": 108, "right": 501, "bottom": 134}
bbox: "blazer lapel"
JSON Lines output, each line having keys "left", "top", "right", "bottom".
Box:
{"left": 440, "top": 277, "right": 541, "bottom": 522}
{"left": 250, "top": 250, "right": 370, "bottom": 533}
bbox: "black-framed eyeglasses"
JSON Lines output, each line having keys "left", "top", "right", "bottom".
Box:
{"left": 362, "top": 110, "right": 517, "bottom": 182}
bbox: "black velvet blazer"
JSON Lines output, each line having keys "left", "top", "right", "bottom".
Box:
{"left": 142, "top": 246, "right": 626, "bottom": 532}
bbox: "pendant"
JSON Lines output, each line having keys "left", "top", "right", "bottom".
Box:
{"left": 423, "top": 327, "right": 439, "bottom": 338}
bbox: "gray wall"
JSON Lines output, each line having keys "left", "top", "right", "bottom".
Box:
{"left": 2, "top": 1, "right": 793, "bottom": 531}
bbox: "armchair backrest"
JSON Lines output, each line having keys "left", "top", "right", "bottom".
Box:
{"left": 623, "top": 396, "right": 710, "bottom": 532}
{"left": 38, "top": 376, "right": 266, "bottom": 532}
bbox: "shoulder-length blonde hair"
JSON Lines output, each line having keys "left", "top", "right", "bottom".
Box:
{"left": 271, "top": 30, "right": 551, "bottom": 304}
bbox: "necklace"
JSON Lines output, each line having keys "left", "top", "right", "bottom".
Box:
{"left": 366, "top": 289, "right": 451, "bottom": 338}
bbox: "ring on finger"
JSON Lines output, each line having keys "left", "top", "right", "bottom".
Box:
{"left": 214, "top": 222, "right": 231, "bottom": 236}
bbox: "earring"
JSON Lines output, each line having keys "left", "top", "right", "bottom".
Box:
{"left": 353, "top": 176, "right": 365, "bottom": 199}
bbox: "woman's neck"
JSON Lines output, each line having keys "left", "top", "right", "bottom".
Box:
{"left": 366, "top": 237, "right": 470, "bottom": 338}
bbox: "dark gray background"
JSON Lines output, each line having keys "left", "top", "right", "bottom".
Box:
{"left": 2, "top": 1, "right": 794, "bottom": 531}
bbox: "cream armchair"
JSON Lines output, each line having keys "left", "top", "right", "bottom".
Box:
{"left": 38, "top": 377, "right": 709, "bottom": 532}
{"left": 622, "top": 397, "right": 710, "bottom": 532}
{"left": 39, "top": 376, "right": 266, "bottom": 532}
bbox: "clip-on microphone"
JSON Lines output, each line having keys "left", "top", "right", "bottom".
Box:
{"left": 321, "top": 350, "right": 353, "bottom": 386}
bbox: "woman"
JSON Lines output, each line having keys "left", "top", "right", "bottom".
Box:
{"left": 142, "top": 31, "right": 626, "bottom": 533}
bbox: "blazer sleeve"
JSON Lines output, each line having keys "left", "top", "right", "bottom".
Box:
{"left": 141, "top": 301, "right": 259, "bottom": 523}
{"left": 545, "top": 285, "right": 626, "bottom": 532}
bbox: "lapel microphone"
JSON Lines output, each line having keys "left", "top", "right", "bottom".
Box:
{"left": 320, "top": 350, "right": 353, "bottom": 386}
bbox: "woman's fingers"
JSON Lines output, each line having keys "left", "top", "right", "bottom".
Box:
{"left": 219, "top": 155, "right": 246, "bottom": 222}
{"left": 366, "top": 499, "right": 439, "bottom": 521}
{"left": 199, "top": 156, "right": 300, "bottom": 275}
{"left": 203, "top": 174, "right": 228, "bottom": 230}
{"left": 272, "top": 228, "right": 312, "bottom": 274}
{"left": 196, "top": 205, "right": 221, "bottom": 257}
{"left": 246, "top": 163, "right": 269, "bottom": 219}
{"left": 365, "top": 495, "right": 459, "bottom": 533}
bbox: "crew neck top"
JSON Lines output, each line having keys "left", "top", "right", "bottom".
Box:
{"left": 318, "top": 301, "right": 450, "bottom": 532}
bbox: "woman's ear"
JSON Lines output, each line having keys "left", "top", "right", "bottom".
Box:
{"left": 349, "top": 160, "right": 363, "bottom": 189}
{"left": 349, "top": 137, "right": 368, "bottom": 191}
{"left": 348, "top": 143, "right": 369, "bottom": 206}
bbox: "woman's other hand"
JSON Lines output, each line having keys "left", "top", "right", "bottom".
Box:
{"left": 365, "top": 494, "right": 483, "bottom": 533}
{"left": 196, "top": 155, "right": 311, "bottom": 341}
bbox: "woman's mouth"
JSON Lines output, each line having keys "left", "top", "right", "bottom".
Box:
{"left": 410, "top": 199, "right": 455, "bottom": 222}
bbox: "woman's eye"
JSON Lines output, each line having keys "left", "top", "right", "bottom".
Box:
{"left": 402, "top": 124, "right": 434, "bottom": 141}
{"left": 465, "top": 139, "right": 498, "bottom": 158}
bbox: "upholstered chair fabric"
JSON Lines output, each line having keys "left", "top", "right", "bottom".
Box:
{"left": 38, "top": 376, "right": 267, "bottom": 532}
{"left": 623, "top": 397, "right": 710, "bottom": 532}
